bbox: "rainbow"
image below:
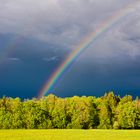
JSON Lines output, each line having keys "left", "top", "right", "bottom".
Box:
{"left": 38, "top": 1, "right": 140, "bottom": 98}
{"left": 0, "top": 35, "right": 23, "bottom": 65}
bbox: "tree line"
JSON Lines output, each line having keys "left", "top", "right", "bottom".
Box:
{"left": 0, "top": 92, "right": 140, "bottom": 129}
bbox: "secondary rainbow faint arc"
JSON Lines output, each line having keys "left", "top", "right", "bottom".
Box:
{"left": 38, "top": 1, "right": 140, "bottom": 98}
{"left": 0, "top": 35, "right": 23, "bottom": 65}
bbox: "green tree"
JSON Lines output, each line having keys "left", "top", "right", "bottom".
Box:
{"left": 116, "top": 101, "right": 137, "bottom": 129}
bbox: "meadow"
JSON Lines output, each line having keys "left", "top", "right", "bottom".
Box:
{"left": 0, "top": 130, "right": 140, "bottom": 140}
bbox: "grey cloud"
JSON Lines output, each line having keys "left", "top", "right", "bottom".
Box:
{"left": 7, "top": 57, "right": 21, "bottom": 61}
{"left": 42, "top": 56, "right": 59, "bottom": 62}
{"left": 78, "top": 9, "right": 140, "bottom": 62}
{"left": 0, "top": 0, "right": 139, "bottom": 60}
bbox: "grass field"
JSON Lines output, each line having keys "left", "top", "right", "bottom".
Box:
{"left": 0, "top": 130, "right": 140, "bottom": 140}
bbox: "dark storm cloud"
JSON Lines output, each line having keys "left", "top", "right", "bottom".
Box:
{"left": 53, "top": 57, "right": 140, "bottom": 97}
{"left": 0, "top": 34, "right": 67, "bottom": 98}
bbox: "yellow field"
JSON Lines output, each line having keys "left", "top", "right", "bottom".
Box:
{"left": 0, "top": 130, "right": 140, "bottom": 140}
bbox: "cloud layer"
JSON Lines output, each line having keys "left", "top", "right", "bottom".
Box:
{"left": 0, "top": 0, "right": 139, "bottom": 51}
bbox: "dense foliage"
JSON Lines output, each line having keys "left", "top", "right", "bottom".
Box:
{"left": 0, "top": 92, "right": 140, "bottom": 129}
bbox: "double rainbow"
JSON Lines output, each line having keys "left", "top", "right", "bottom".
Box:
{"left": 38, "top": 1, "right": 140, "bottom": 98}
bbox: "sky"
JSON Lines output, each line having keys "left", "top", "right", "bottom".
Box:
{"left": 0, "top": 0, "right": 140, "bottom": 98}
